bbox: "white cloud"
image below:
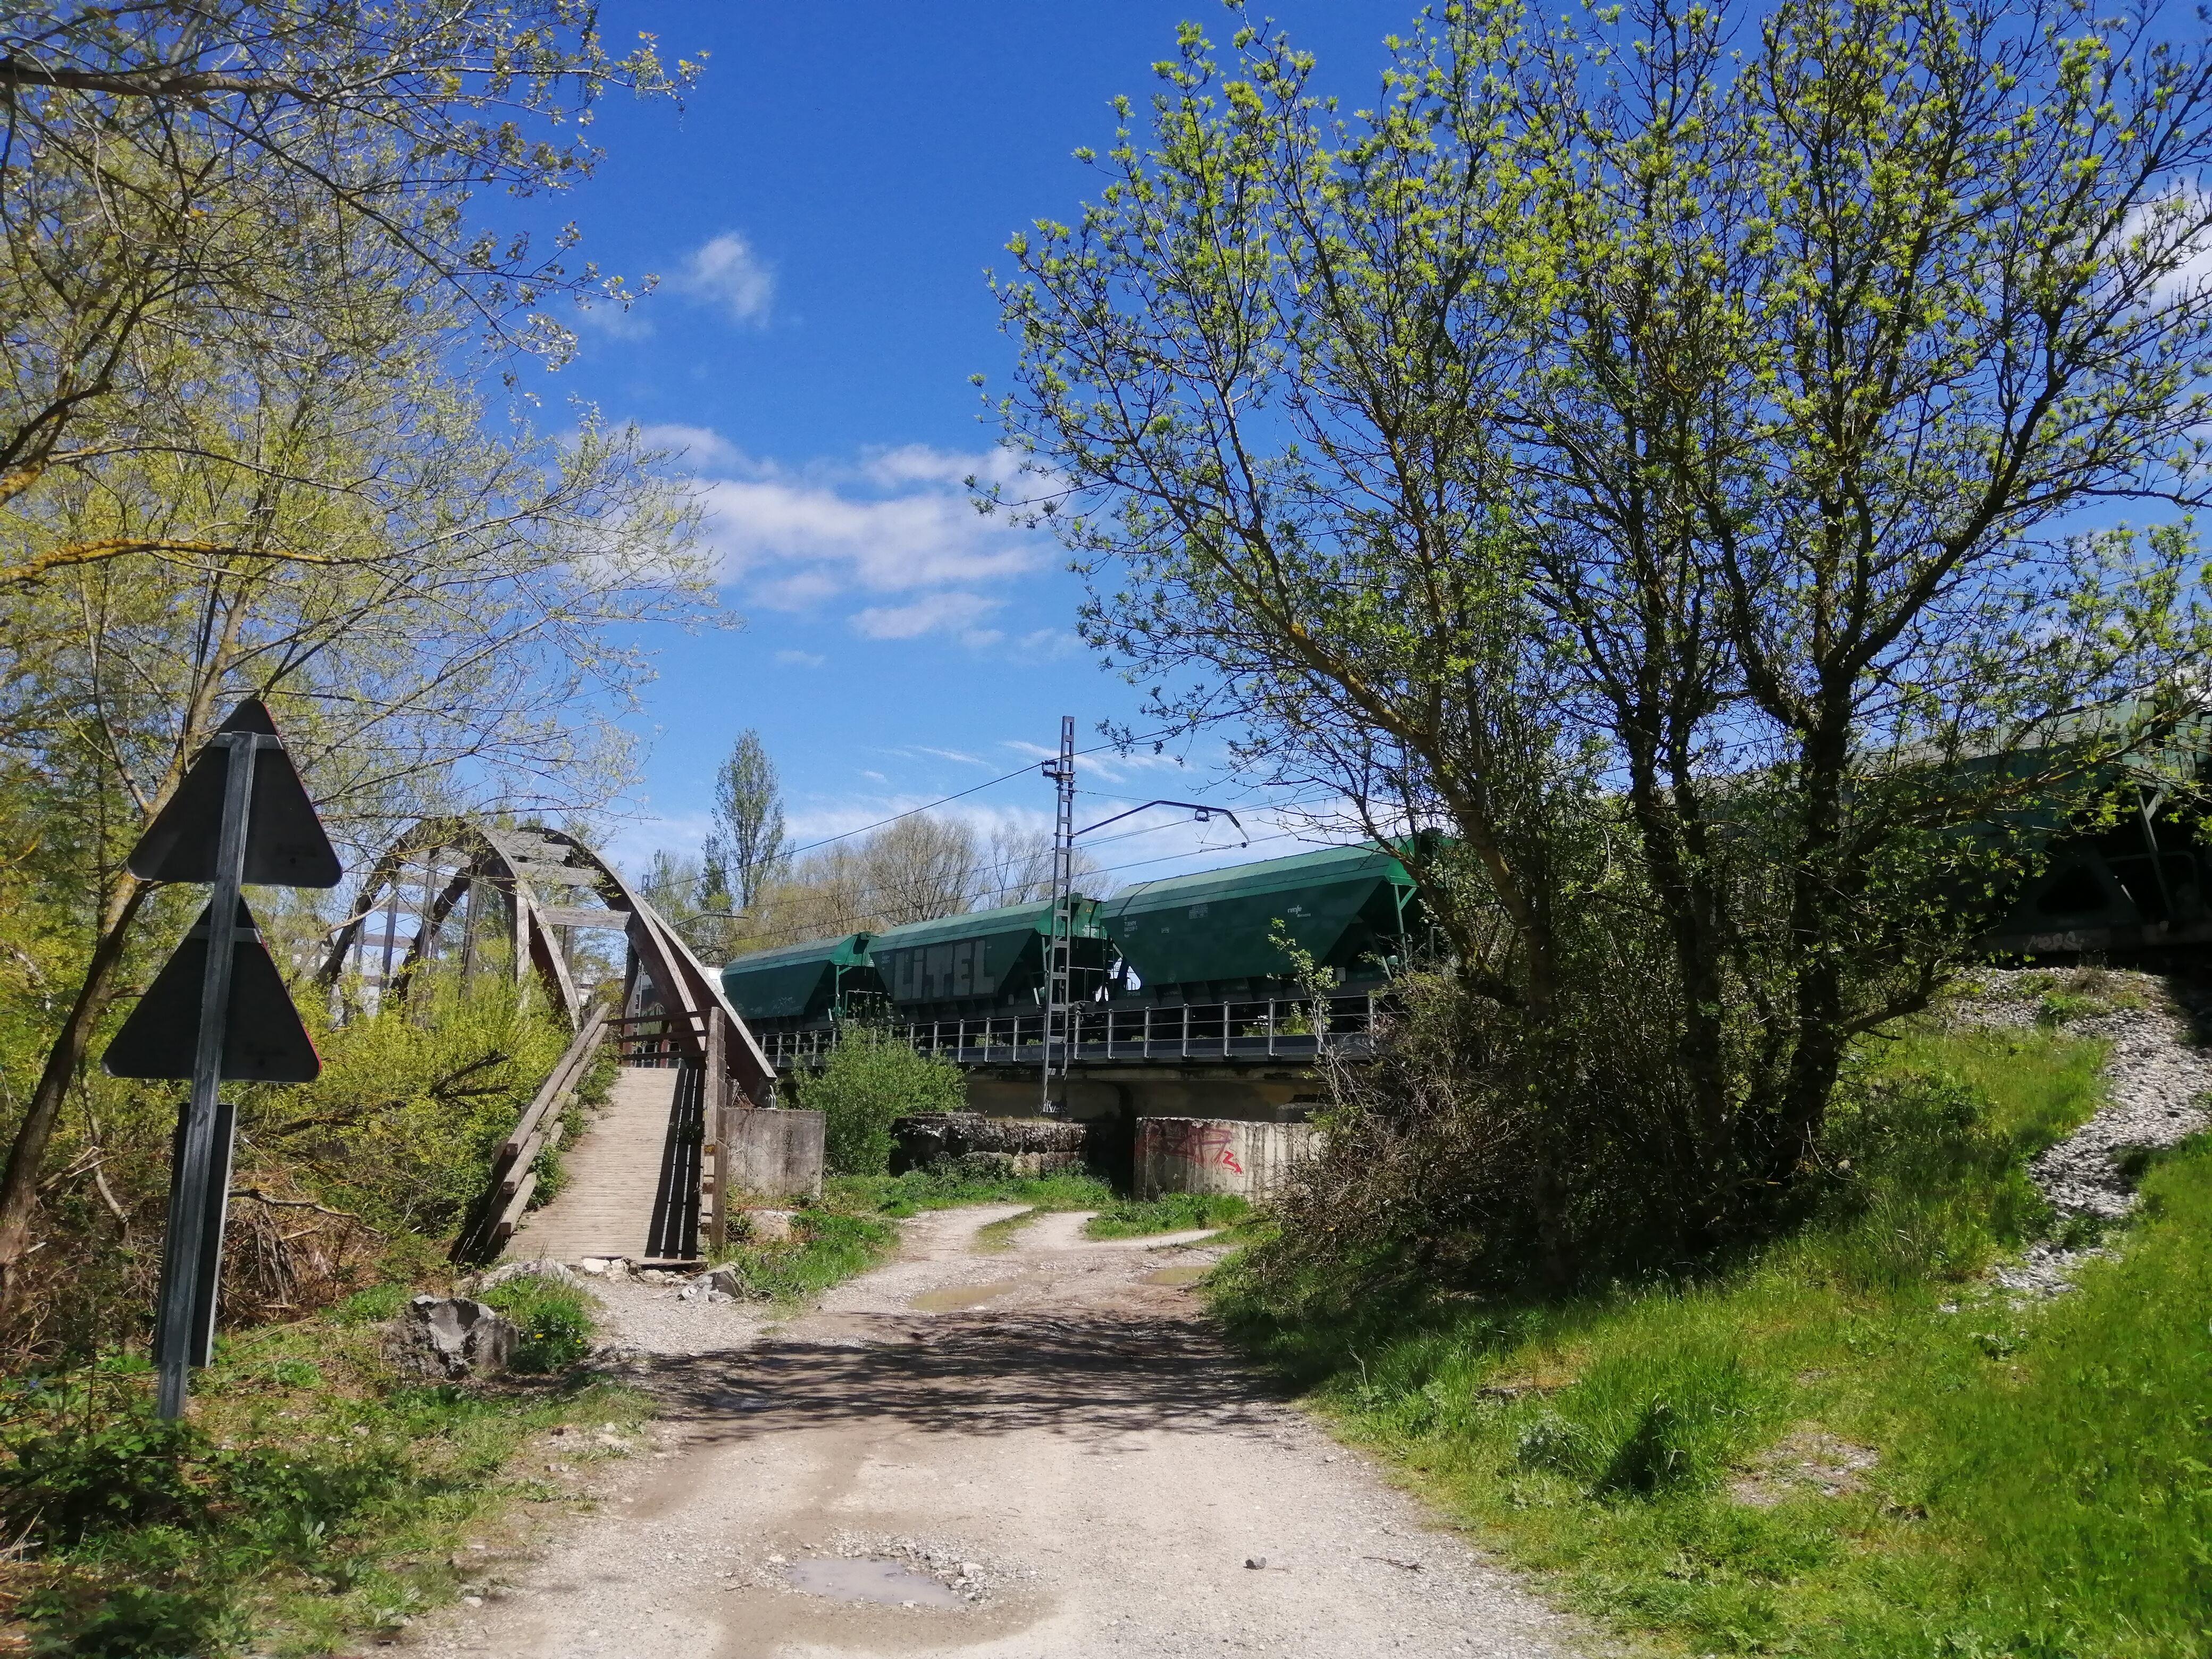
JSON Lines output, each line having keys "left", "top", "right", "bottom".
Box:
{"left": 852, "top": 591, "right": 1004, "bottom": 643}
{"left": 773, "top": 648, "right": 826, "bottom": 668}
{"left": 859, "top": 443, "right": 1026, "bottom": 490}
{"left": 2121, "top": 187, "right": 2212, "bottom": 307}
{"left": 659, "top": 431, "right": 1054, "bottom": 644}
{"left": 642, "top": 423, "right": 748, "bottom": 473}
{"left": 673, "top": 231, "right": 775, "bottom": 325}
{"left": 1015, "top": 627, "right": 1082, "bottom": 661}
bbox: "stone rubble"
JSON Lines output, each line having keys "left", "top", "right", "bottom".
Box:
{"left": 1951, "top": 969, "right": 2212, "bottom": 1296}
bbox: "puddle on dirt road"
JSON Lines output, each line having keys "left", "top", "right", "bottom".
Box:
{"left": 910, "top": 1279, "right": 1019, "bottom": 1313}
{"left": 787, "top": 1558, "right": 965, "bottom": 1608}
{"left": 1143, "top": 1265, "right": 1210, "bottom": 1287}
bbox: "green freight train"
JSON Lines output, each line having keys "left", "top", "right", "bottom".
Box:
{"left": 717, "top": 843, "right": 1425, "bottom": 1041}
{"left": 717, "top": 781, "right": 2212, "bottom": 1043}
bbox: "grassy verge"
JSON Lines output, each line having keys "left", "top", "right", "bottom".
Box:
{"left": 1086, "top": 1191, "right": 1251, "bottom": 1238}
{"left": 836, "top": 1166, "right": 1115, "bottom": 1218}
{"left": 0, "top": 1280, "right": 645, "bottom": 1658}
{"left": 974, "top": 1209, "right": 1047, "bottom": 1251}
{"left": 1219, "top": 1027, "right": 2212, "bottom": 1658}
{"left": 706, "top": 1208, "right": 901, "bottom": 1303}
{"left": 704, "top": 1167, "right": 1117, "bottom": 1301}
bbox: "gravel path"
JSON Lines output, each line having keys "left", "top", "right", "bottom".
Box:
{"left": 395, "top": 1207, "right": 1581, "bottom": 1659}
{"left": 1951, "top": 969, "right": 2212, "bottom": 1295}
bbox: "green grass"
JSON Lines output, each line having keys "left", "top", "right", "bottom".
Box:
{"left": 974, "top": 1208, "right": 1047, "bottom": 1251}
{"left": 833, "top": 1165, "right": 1115, "bottom": 1218}
{"left": 0, "top": 1301, "right": 646, "bottom": 1657}
{"left": 1218, "top": 1026, "right": 2212, "bottom": 1657}
{"left": 477, "top": 1275, "right": 593, "bottom": 1372}
{"left": 706, "top": 1208, "right": 901, "bottom": 1303}
{"left": 1085, "top": 1191, "right": 1251, "bottom": 1238}
{"left": 708, "top": 1168, "right": 1118, "bottom": 1292}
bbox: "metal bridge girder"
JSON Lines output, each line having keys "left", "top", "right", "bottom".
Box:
{"left": 315, "top": 817, "right": 773, "bottom": 1102}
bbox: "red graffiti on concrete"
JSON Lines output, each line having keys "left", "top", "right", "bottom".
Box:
{"left": 1153, "top": 1120, "right": 1244, "bottom": 1176}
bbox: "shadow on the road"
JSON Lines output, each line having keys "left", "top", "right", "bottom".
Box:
{"left": 636, "top": 1311, "right": 1285, "bottom": 1446}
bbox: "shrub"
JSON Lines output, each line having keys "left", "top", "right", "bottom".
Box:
{"left": 791, "top": 1027, "right": 965, "bottom": 1176}
{"left": 1258, "top": 962, "right": 1713, "bottom": 1300}
{"left": 0, "top": 1380, "right": 217, "bottom": 1546}
{"left": 25, "top": 1578, "right": 245, "bottom": 1659}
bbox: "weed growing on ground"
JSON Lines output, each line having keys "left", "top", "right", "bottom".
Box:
{"left": 707, "top": 1168, "right": 1119, "bottom": 1301}
{"left": 707, "top": 1210, "right": 900, "bottom": 1303}
{"left": 0, "top": 1306, "right": 644, "bottom": 1657}
{"left": 836, "top": 1166, "right": 1115, "bottom": 1218}
{"left": 1219, "top": 1027, "right": 2212, "bottom": 1658}
{"left": 973, "top": 1208, "right": 1047, "bottom": 1250}
{"left": 477, "top": 1275, "right": 592, "bottom": 1372}
{"left": 1086, "top": 1192, "right": 1251, "bottom": 1238}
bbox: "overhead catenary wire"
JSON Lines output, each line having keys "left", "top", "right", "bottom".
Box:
{"left": 709, "top": 827, "right": 1318, "bottom": 954}
{"left": 691, "top": 793, "right": 1348, "bottom": 954}
{"left": 773, "top": 724, "right": 1198, "bottom": 864}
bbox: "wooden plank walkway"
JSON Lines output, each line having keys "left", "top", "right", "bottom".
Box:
{"left": 506, "top": 1067, "right": 684, "bottom": 1262}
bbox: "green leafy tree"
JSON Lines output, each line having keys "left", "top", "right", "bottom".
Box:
{"left": 992, "top": 0, "right": 2212, "bottom": 1244}
{"left": 710, "top": 728, "right": 787, "bottom": 911}
{"left": 792, "top": 1028, "right": 966, "bottom": 1176}
{"left": 0, "top": 2, "right": 697, "bottom": 577}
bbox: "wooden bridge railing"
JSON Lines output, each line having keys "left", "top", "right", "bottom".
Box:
{"left": 449, "top": 1002, "right": 609, "bottom": 1263}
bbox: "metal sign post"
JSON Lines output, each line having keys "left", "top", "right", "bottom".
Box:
{"left": 105, "top": 698, "right": 339, "bottom": 1419}
{"left": 153, "top": 730, "right": 253, "bottom": 1417}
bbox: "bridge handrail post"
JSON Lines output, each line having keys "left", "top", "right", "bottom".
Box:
{"left": 706, "top": 1007, "right": 728, "bottom": 1253}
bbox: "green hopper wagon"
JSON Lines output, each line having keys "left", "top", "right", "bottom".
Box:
{"left": 1104, "top": 843, "right": 1419, "bottom": 1001}
{"left": 871, "top": 896, "right": 1110, "bottom": 1017}
{"left": 719, "top": 932, "right": 883, "bottom": 1033}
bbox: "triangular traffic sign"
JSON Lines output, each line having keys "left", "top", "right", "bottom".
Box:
{"left": 127, "top": 698, "right": 341, "bottom": 888}
{"left": 104, "top": 898, "right": 322, "bottom": 1082}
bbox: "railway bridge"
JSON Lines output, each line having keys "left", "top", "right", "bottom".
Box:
{"left": 312, "top": 816, "right": 1351, "bottom": 1269}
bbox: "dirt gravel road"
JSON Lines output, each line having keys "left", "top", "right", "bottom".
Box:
{"left": 401, "top": 1206, "right": 1579, "bottom": 1659}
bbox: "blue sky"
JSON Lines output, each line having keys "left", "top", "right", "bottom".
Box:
{"left": 504, "top": 2, "right": 1422, "bottom": 884}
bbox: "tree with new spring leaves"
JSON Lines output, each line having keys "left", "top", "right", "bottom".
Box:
{"left": 0, "top": 1, "right": 697, "bottom": 584}
{"left": 992, "top": 0, "right": 2212, "bottom": 1243}
{"left": 0, "top": 3, "right": 715, "bottom": 1310}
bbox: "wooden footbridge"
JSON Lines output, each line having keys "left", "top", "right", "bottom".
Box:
{"left": 313, "top": 818, "right": 782, "bottom": 1266}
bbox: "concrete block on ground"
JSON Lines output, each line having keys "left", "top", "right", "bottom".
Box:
{"left": 389, "top": 1295, "right": 517, "bottom": 1379}
{"left": 1135, "top": 1117, "right": 1316, "bottom": 1203}
{"left": 889, "top": 1111, "right": 1092, "bottom": 1178}
{"left": 720, "top": 1106, "right": 824, "bottom": 1201}
{"left": 741, "top": 1208, "right": 796, "bottom": 1243}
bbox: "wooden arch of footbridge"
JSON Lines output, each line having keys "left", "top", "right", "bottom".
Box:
{"left": 315, "top": 816, "right": 773, "bottom": 1102}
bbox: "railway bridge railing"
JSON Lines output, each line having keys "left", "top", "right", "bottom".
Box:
{"left": 756, "top": 990, "right": 1385, "bottom": 1073}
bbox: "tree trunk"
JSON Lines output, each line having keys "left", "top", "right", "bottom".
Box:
{"left": 0, "top": 871, "right": 150, "bottom": 1314}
